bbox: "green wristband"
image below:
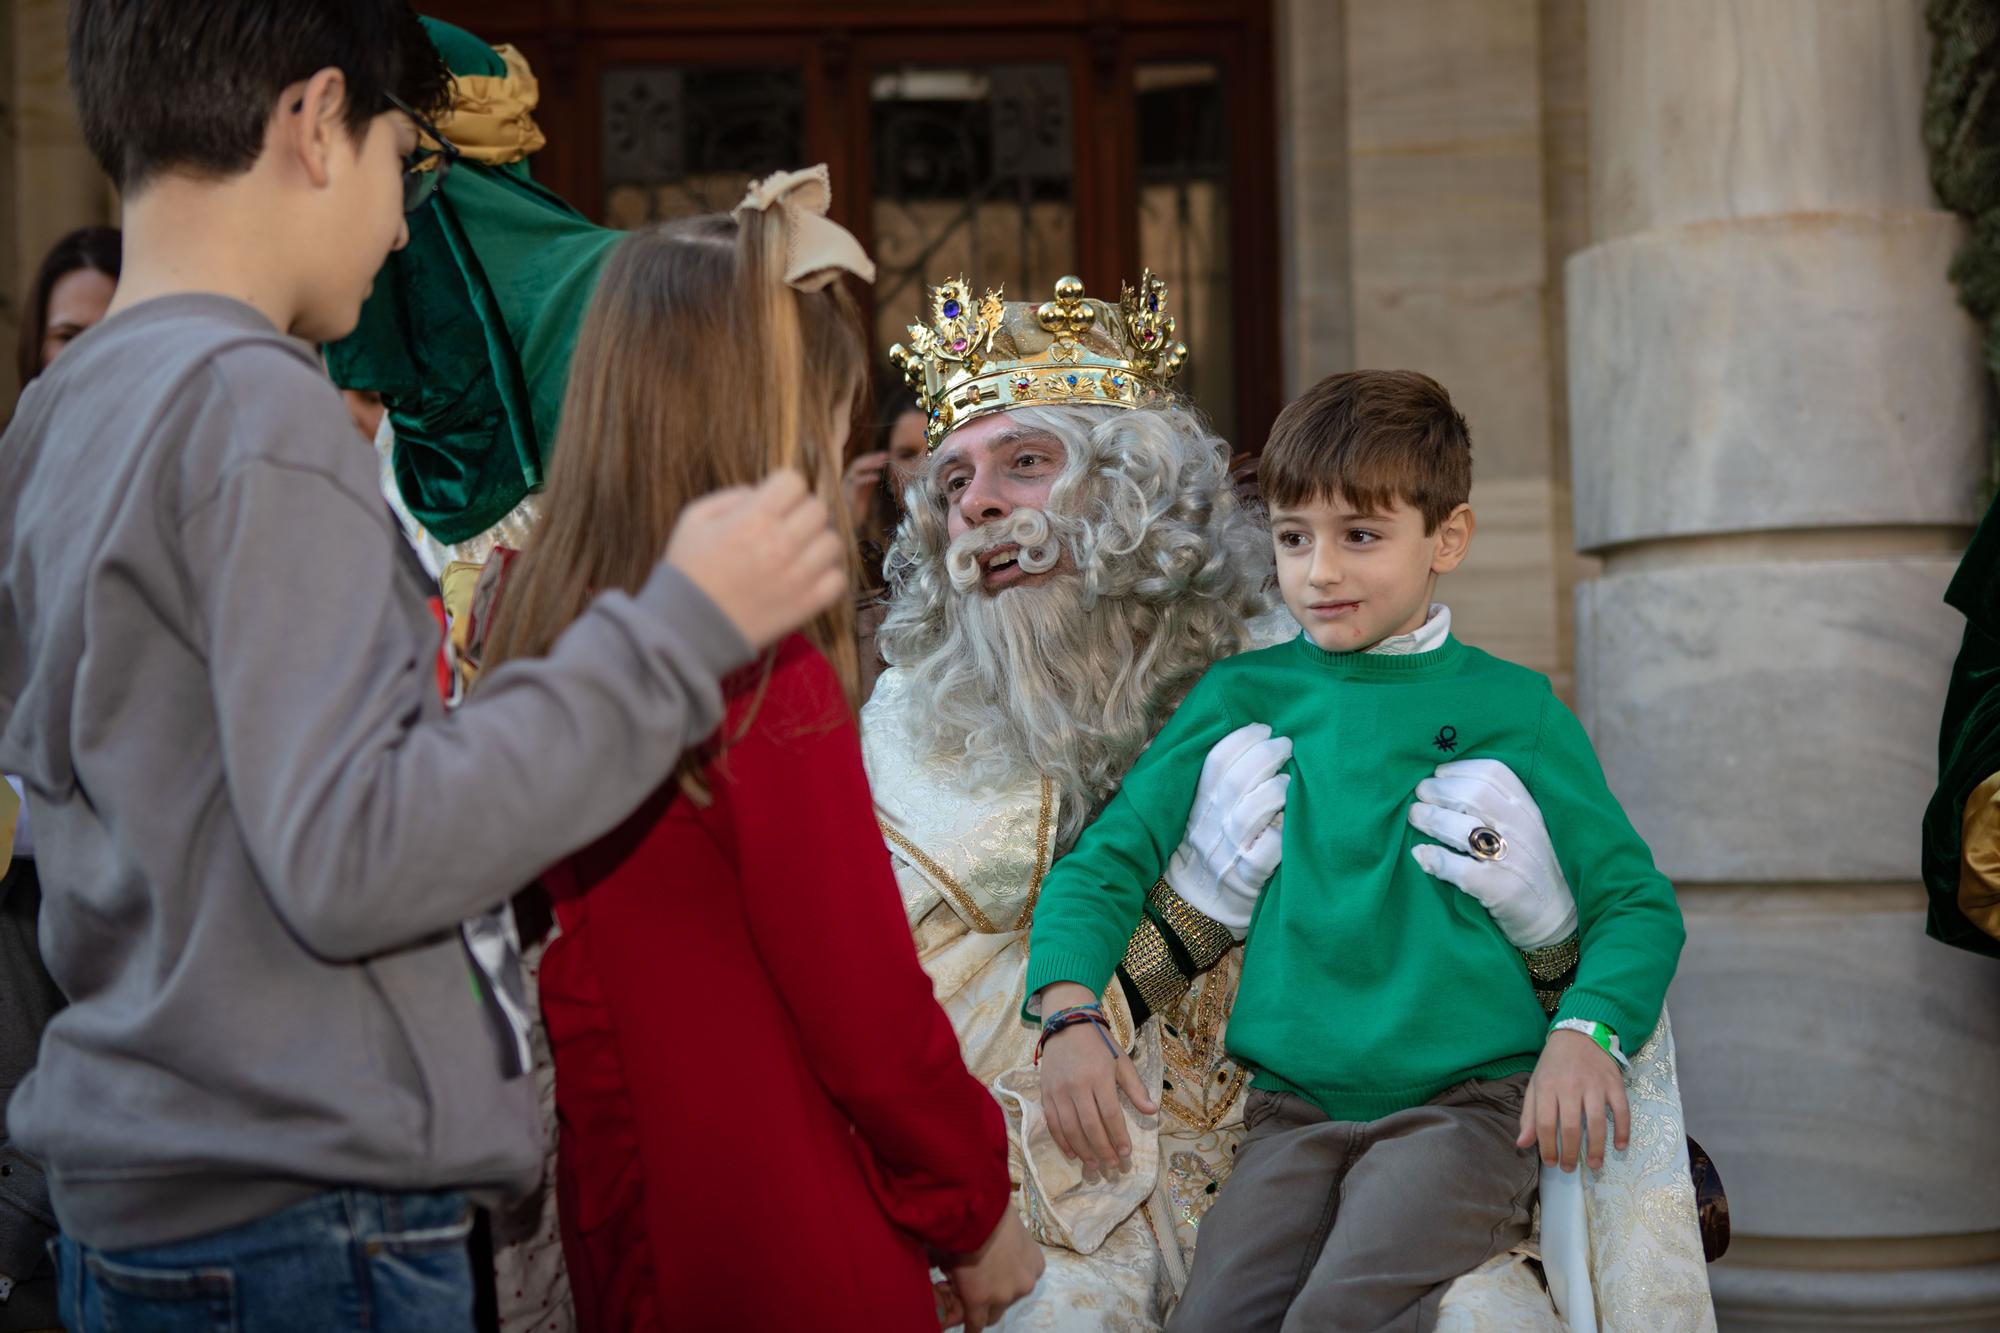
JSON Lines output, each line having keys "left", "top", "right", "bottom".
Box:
{"left": 1551, "top": 1017, "right": 1616, "bottom": 1058}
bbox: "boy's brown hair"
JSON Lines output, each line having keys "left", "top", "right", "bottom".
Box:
{"left": 69, "top": 0, "right": 449, "bottom": 193}
{"left": 1260, "top": 369, "right": 1471, "bottom": 532}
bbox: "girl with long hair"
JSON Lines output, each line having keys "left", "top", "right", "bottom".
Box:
{"left": 480, "top": 171, "right": 1039, "bottom": 1331}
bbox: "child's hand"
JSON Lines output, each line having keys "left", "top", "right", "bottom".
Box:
{"left": 665, "top": 470, "right": 847, "bottom": 651}
{"left": 1037, "top": 984, "right": 1158, "bottom": 1181}
{"left": 1519, "top": 1029, "right": 1628, "bottom": 1172}
{"left": 942, "top": 1208, "right": 1044, "bottom": 1331}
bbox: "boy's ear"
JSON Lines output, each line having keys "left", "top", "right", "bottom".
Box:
{"left": 281, "top": 67, "right": 351, "bottom": 190}
{"left": 1431, "top": 502, "right": 1475, "bottom": 574}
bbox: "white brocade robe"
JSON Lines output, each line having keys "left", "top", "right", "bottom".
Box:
{"left": 860, "top": 669, "right": 1714, "bottom": 1332}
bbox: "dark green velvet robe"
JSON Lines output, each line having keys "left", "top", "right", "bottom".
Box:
{"left": 1925, "top": 494, "right": 2000, "bottom": 959}
{"left": 323, "top": 19, "right": 622, "bottom": 544}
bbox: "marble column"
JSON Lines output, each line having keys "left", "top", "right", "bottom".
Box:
{"left": 1340, "top": 0, "right": 1567, "bottom": 684}
{"left": 1274, "top": 0, "right": 1352, "bottom": 401}
{"left": 1568, "top": 2, "right": 2000, "bottom": 1327}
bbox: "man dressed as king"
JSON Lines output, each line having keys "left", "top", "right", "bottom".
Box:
{"left": 858, "top": 273, "right": 1712, "bottom": 1329}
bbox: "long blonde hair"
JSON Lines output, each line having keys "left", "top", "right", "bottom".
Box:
{"left": 482, "top": 210, "right": 867, "bottom": 801}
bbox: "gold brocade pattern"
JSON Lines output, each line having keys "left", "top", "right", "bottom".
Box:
{"left": 1121, "top": 916, "right": 1186, "bottom": 1018}
{"left": 1522, "top": 932, "right": 1580, "bottom": 981}
{"left": 1576, "top": 1014, "right": 1716, "bottom": 1332}
{"left": 879, "top": 782, "right": 1053, "bottom": 935}
{"left": 1165, "top": 1152, "right": 1225, "bottom": 1228}
{"left": 864, "top": 669, "right": 1055, "bottom": 936}
{"left": 1158, "top": 954, "right": 1250, "bottom": 1137}
{"left": 1146, "top": 879, "right": 1235, "bottom": 970}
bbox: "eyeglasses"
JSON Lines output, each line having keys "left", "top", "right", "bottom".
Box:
{"left": 385, "top": 94, "right": 461, "bottom": 215}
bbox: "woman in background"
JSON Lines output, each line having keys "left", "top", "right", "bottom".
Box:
{"left": 13, "top": 224, "right": 121, "bottom": 392}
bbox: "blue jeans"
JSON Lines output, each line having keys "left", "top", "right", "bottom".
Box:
{"left": 53, "top": 1189, "right": 473, "bottom": 1332}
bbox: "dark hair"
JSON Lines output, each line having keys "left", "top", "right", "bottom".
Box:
{"left": 853, "top": 369, "right": 924, "bottom": 589}
{"left": 1260, "top": 369, "right": 1472, "bottom": 533}
{"left": 68, "top": 1, "right": 450, "bottom": 192}
{"left": 15, "top": 225, "right": 122, "bottom": 390}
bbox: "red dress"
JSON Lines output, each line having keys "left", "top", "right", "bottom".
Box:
{"left": 538, "top": 635, "right": 1011, "bottom": 1331}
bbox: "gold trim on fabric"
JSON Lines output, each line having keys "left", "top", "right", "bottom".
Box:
{"left": 1022, "top": 777, "right": 1054, "bottom": 921}
{"left": 1105, "top": 987, "right": 1133, "bottom": 1052}
{"left": 1159, "top": 965, "right": 1248, "bottom": 1134}
{"left": 1160, "top": 1070, "right": 1251, "bottom": 1136}
{"left": 878, "top": 778, "right": 1055, "bottom": 935}
{"left": 1147, "top": 878, "right": 1235, "bottom": 970}
{"left": 1521, "top": 932, "right": 1580, "bottom": 982}
{"left": 1960, "top": 771, "right": 2000, "bottom": 943}
{"left": 1120, "top": 916, "right": 1186, "bottom": 1018}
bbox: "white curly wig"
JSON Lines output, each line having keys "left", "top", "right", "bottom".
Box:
{"left": 877, "top": 402, "right": 1274, "bottom": 847}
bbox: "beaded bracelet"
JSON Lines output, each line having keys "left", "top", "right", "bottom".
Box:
{"left": 1035, "top": 1003, "right": 1123, "bottom": 1065}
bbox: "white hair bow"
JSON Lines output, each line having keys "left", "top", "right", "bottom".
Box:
{"left": 733, "top": 164, "right": 878, "bottom": 291}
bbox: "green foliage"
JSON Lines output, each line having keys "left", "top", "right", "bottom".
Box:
{"left": 1928, "top": 0, "right": 2000, "bottom": 502}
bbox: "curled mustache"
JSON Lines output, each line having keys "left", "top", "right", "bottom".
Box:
{"left": 943, "top": 508, "right": 1063, "bottom": 593}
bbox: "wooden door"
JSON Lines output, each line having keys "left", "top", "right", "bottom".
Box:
{"left": 416, "top": 1, "right": 1279, "bottom": 448}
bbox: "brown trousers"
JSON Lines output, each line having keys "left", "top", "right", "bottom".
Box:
{"left": 1168, "top": 1073, "right": 1537, "bottom": 1333}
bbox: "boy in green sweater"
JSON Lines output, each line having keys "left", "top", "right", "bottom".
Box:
{"left": 1025, "top": 369, "right": 1684, "bottom": 1330}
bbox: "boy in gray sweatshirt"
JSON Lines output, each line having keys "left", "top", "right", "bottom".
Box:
{"left": 0, "top": 3, "right": 847, "bottom": 1328}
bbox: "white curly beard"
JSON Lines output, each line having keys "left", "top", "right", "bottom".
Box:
{"left": 894, "top": 512, "right": 1180, "bottom": 849}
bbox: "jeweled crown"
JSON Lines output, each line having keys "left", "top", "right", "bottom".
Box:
{"left": 889, "top": 271, "right": 1191, "bottom": 450}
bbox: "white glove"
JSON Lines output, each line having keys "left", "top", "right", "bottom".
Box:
{"left": 1407, "top": 758, "right": 1577, "bottom": 950}
{"left": 1163, "top": 723, "right": 1293, "bottom": 940}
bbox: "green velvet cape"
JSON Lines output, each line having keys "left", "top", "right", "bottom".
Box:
{"left": 1925, "top": 495, "right": 2000, "bottom": 959}
{"left": 322, "top": 19, "right": 622, "bottom": 544}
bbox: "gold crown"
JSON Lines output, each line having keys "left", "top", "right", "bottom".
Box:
{"left": 889, "top": 271, "right": 1190, "bottom": 450}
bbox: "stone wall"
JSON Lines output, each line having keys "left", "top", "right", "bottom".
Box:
{"left": 1567, "top": 1, "right": 2000, "bottom": 1326}
{"left": 1276, "top": 0, "right": 1578, "bottom": 696}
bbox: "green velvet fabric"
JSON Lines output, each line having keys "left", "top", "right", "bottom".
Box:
{"left": 1918, "top": 1, "right": 2000, "bottom": 957}
{"left": 322, "top": 18, "right": 622, "bottom": 544}
{"left": 1925, "top": 496, "right": 2000, "bottom": 960}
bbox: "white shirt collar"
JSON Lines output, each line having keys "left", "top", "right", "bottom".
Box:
{"left": 1366, "top": 603, "right": 1452, "bottom": 656}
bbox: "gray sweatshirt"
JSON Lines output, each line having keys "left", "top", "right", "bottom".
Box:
{"left": 0, "top": 294, "right": 750, "bottom": 1250}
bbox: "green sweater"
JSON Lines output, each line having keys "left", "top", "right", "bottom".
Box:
{"left": 1025, "top": 634, "right": 1684, "bottom": 1120}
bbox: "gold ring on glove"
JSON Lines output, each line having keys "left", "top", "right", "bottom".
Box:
{"left": 1468, "top": 826, "right": 1508, "bottom": 862}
